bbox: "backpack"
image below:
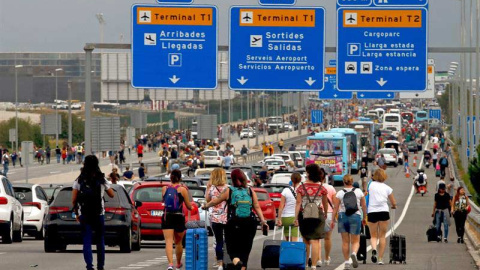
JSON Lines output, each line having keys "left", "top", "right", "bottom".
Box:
{"left": 77, "top": 178, "right": 103, "bottom": 220}
{"left": 417, "top": 173, "right": 425, "bottom": 184}
{"left": 192, "top": 159, "right": 198, "bottom": 169}
{"left": 162, "top": 156, "right": 168, "bottom": 166}
{"left": 163, "top": 185, "right": 182, "bottom": 213}
{"left": 301, "top": 183, "right": 322, "bottom": 219}
{"left": 441, "top": 158, "right": 447, "bottom": 166}
{"left": 229, "top": 187, "right": 253, "bottom": 219}
{"left": 343, "top": 188, "right": 359, "bottom": 216}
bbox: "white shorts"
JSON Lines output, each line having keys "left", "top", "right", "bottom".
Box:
{"left": 324, "top": 213, "right": 333, "bottom": 233}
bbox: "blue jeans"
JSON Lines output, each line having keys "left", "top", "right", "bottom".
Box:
{"left": 212, "top": 222, "right": 226, "bottom": 261}
{"left": 338, "top": 212, "right": 362, "bottom": 235}
{"left": 56, "top": 154, "right": 61, "bottom": 163}
{"left": 3, "top": 163, "right": 8, "bottom": 176}
{"left": 80, "top": 215, "right": 106, "bottom": 270}
{"left": 435, "top": 210, "right": 449, "bottom": 239}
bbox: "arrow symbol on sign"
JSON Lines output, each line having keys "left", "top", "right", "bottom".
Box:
{"left": 333, "top": 94, "right": 338, "bottom": 98}
{"left": 387, "top": 94, "right": 392, "bottom": 97}
{"left": 376, "top": 78, "right": 388, "bottom": 87}
{"left": 237, "top": 76, "right": 248, "bottom": 85}
{"left": 360, "top": 94, "right": 365, "bottom": 97}
{"left": 305, "top": 77, "right": 316, "bottom": 86}
{"left": 169, "top": 75, "right": 180, "bottom": 84}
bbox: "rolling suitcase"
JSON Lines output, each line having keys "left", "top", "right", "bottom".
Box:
{"left": 261, "top": 226, "right": 283, "bottom": 269}
{"left": 279, "top": 226, "right": 306, "bottom": 270}
{"left": 389, "top": 210, "right": 407, "bottom": 264}
{"left": 186, "top": 211, "right": 208, "bottom": 270}
{"left": 356, "top": 226, "right": 368, "bottom": 264}
{"left": 426, "top": 225, "right": 438, "bottom": 242}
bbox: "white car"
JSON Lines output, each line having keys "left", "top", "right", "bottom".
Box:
{"left": 70, "top": 103, "right": 82, "bottom": 110}
{"left": 203, "top": 150, "right": 225, "bottom": 167}
{"left": 239, "top": 128, "right": 256, "bottom": 139}
{"left": 115, "top": 181, "right": 137, "bottom": 193}
{"left": 377, "top": 148, "right": 399, "bottom": 167}
{"left": 0, "top": 176, "right": 24, "bottom": 243}
{"left": 264, "top": 159, "right": 287, "bottom": 171}
{"left": 13, "top": 184, "right": 49, "bottom": 240}
{"left": 226, "top": 170, "right": 253, "bottom": 186}
{"left": 288, "top": 151, "right": 305, "bottom": 167}
{"left": 270, "top": 173, "right": 306, "bottom": 184}
{"left": 271, "top": 154, "right": 293, "bottom": 164}
{"left": 283, "top": 122, "right": 294, "bottom": 131}
{"left": 259, "top": 156, "right": 284, "bottom": 164}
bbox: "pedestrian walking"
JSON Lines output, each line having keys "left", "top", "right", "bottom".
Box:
{"left": 223, "top": 152, "right": 232, "bottom": 170}
{"left": 11, "top": 151, "right": 17, "bottom": 168}
{"left": 137, "top": 142, "right": 144, "bottom": 163}
{"left": 72, "top": 155, "right": 115, "bottom": 270}
{"left": 279, "top": 139, "right": 284, "bottom": 152}
{"left": 162, "top": 169, "right": 193, "bottom": 270}
{"left": 18, "top": 150, "right": 22, "bottom": 167}
{"left": 205, "top": 168, "right": 228, "bottom": 270}
{"left": 277, "top": 172, "right": 302, "bottom": 241}
{"left": 319, "top": 168, "right": 337, "bottom": 267}
{"left": 295, "top": 164, "right": 329, "bottom": 270}
{"left": 367, "top": 169, "right": 397, "bottom": 265}
{"left": 451, "top": 187, "right": 470, "bottom": 243}
{"left": 55, "top": 146, "right": 61, "bottom": 163}
{"left": 122, "top": 166, "right": 134, "bottom": 180}
{"left": 138, "top": 163, "right": 147, "bottom": 180}
{"left": 332, "top": 175, "right": 367, "bottom": 269}
{"left": 108, "top": 168, "right": 120, "bottom": 184}
{"left": 204, "top": 169, "right": 268, "bottom": 270}
{"left": 45, "top": 146, "right": 51, "bottom": 164}
{"left": 433, "top": 183, "right": 451, "bottom": 243}
{"left": 61, "top": 148, "right": 67, "bottom": 164}
{"left": 2, "top": 149, "right": 10, "bottom": 176}
{"left": 439, "top": 153, "right": 449, "bottom": 177}
{"left": 359, "top": 162, "right": 368, "bottom": 192}
{"left": 432, "top": 149, "right": 438, "bottom": 169}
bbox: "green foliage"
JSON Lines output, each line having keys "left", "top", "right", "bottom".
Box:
{"left": 467, "top": 145, "right": 480, "bottom": 204}
{"left": 59, "top": 112, "right": 84, "bottom": 145}
{"left": 438, "top": 87, "right": 450, "bottom": 123}
{"left": 0, "top": 118, "right": 43, "bottom": 150}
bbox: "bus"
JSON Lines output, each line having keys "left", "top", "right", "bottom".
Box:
{"left": 306, "top": 132, "right": 349, "bottom": 184}
{"left": 401, "top": 112, "right": 414, "bottom": 124}
{"left": 416, "top": 110, "right": 428, "bottom": 123}
{"left": 382, "top": 113, "right": 402, "bottom": 137}
{"left": 348, "top": 121, "right": 376, "bottom": 160}
{"left": 328, "top": 128, "right": 361, "bottom": 174}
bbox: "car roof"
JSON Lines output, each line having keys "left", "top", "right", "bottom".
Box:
{"left": 13, "top": 183, "right": 35, "bottom": 188}
{"left": 251, "top": 187, "right": 268, "bottom": 193}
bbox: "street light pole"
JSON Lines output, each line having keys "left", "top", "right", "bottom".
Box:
{"left": 14, "top": 65, "right": 23, "bottom": 153}
{"left": 469, "top": 0, "right": 474, "bottom": 158}
{"left": 476, "top": 0, "right": 480, "bottom": 147}
{"left": 68, "top": 80, "right": 72, "bottom": 147}
{"left": 55, "top": 68, "right": 62, "bottom": 148}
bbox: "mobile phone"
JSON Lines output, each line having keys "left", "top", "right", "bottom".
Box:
{"left": 262, "top": 223, "right": 268, "bottom": 236}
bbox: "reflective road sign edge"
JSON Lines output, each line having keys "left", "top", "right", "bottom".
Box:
{"left": 259, "top": 0, "right": 297, "bottom": 6}
{"left": 228, "top": 6, "right": 326, "bottom": 91}
{"left": 131, "top": 4, "right": 219, "bottom": 90}
{"left": 336, "top": 0, "right": 373, "bottom": 7}
{"left": 157, "top": 0, "right": 193, "bottom": 4}
{"left": 372, "top": 0, "right": 428, "bottom": 7}
{"left": 335, "top": 6, "right": 428, "bottom": 92}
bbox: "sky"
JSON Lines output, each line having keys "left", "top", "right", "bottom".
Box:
{"left": 0, "top": 0, "right": 467, "bottom": 71}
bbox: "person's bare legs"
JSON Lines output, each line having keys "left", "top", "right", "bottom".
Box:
{"left": 310, "top": 240, "right": 320, "bottom": 268}
{"left": 303, "top": 238, "right": 310, "bottom": 268}
{"left": 377, "top": 221, "right": 389, "bottom": 262}
{"left": 324, "top": 231, "right": 333, "bottom": 263}
{"left": 341, "top": 233, "right": 350, "bottom": 261}
{"left": 368, "top": 221, "right": 379, "bottom": 263}
{"left": 164, "top": 229, "right": 175, "bottom": 266}
{"left": 174, "top": 232, "right": 185, "bottom": 267}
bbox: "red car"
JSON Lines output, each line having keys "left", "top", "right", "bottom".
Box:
{"left": 251, "top": 187, "right": 276, "bottom": 229}
{"left": 262, "top": 184, "right": 290, "bottom": 210}
{"left": 130, "top": 181, "right": 200, "bottom": 241}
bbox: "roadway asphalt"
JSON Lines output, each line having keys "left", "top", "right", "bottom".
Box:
{"left": 0, "top": 145, "right": 477, "bottom": 270}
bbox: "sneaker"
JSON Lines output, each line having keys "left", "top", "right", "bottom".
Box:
{"left": 371, "top": 249, "right": 378, "bottom": 263}
{"left": 350, "top": 253, "right": 359, "bottom": 268}
{"left": 311, "top": 266, "right": 317, "bottom": 270}
{"left": 461, "top": 238, "right": 465, "bottom": 244}
{"left": 176, "top": 263, "right": 183, "bottom": 270}
{"left": 213, "top": 262, "right": 219, "bottom": 268}
{"left": 167, "top": 264, "right": 174, "bottom": 270}
{"left": 218, "top": 266, "right": 224, "bottom": 270}
{"left": 444, "top": 238, "right": 448, "bottom": 243}
{"left": 344, "top": 263, "right": 351, "bottom": 270}
{"left": 378, "top": 260, "right": 384, "bottom": 265}
{"left": 316, "top": 260, "right": 322, "bottom": 267}
{"left": 324, "top": 257, "right": 331, "bottom": 266}
{"left": 457, "top": 237, "right": 461, "bottom": 243}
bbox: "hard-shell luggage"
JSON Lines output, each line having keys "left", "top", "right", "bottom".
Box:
{"left": 279, "top": 226, "right": 306, "bottom": 270}
{"left": 261, "top": 226, "right": 283, "bottom": 269}
{"left": 389, "top": 210, "right": 407, "bottom": 264}
{"left": 186, "top": 211, "right": 208, "bottom": 270}
{"left": 357, "top": 226, "right": 368, "bottom": 264}
{"left": 426, "top": 225, "right": 438, "bottom": 242}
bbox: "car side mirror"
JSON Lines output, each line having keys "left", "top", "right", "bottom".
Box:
{"left": 134, "top": 201, "right": 143, "bottom": 208}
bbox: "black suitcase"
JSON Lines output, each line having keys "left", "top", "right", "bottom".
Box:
{"left": 357, "top": 233, "right": 367, "bottom": 264}
{"left": 426, "top": 225, "right": 438, "bottom": 242}
{"left": 389, "top": 210, "right": 407, "bottom": 264}
{"left": 261, "top": 226, "right": 283, "bottom": 269}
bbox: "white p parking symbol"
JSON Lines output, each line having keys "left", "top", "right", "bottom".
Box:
{"left": 347, "top": 43, "right": 361, "bottom": 56}
{"left": 168, "top": 53, "right": 182, "bottom": 67}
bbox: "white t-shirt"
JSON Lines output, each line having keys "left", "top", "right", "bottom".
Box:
{"left": 281, "top": 187, "right": 297, "bottom": 217}
{"left": 336, "top": 187, "right": 364, "bottom": 216}
{"left": 367, "top": 181, "right": 393, "bottom": 213}
{"left": 73, "top": 179, "right": 111, "bottom": 216}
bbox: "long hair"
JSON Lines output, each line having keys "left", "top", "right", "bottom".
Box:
{"left": 454, "top": 186, "right": 464, "bottom": 203}
{"left": 210, "top": 168, "right": 227, "bottom": 186}
{"left": 77, "top": 155, "right": 105, "bottom": 184}
{"left": 231, "top": 169, "right": 247, "bottom": 188}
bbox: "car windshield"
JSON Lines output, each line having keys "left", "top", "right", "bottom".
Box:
{"left": 13, "top": 187, "right": 33, "bottom": 203}
{"left": 241, "top": 129, "right": 252, "bottom": 132}
{"left": 134, "top": 187, "right": 163, "bottom": 203}
{"left": 379, "top": 149, "right": 396, "bottom": 154}
{"left": 203, "top": 151, "right": 218, "bottom": 157}
{"left": 43, "top": 188, "right": 56, "bottom": 198}
{"left": 274, "top": 155, "right": 290, "bottom": 161}
{"left": 256, "top": 192, "right": 269, "bottom": 201}
{"left": 266, "top": 160, "right": 283, "bottom": 165}
{"left": 264, "top": 186, "right": 287, "bottom": 193}
{"left": 189, "top": 189, "right": 205, "bottom": 198}
{"left": 182, "top": 181, "right": 199, "bottom": 187}
{"left": 53, "top": 188, "right": 123, "bottom": 207}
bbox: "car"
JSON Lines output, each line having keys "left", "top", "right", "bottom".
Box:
{"left": 288, "top": 151, "right": 305, "bottom": 167}
{"left": 377, "top": 148, "right": 399, "bottom": 167}
{"left": 271, "top": 154, "right": 293, "bottom": 164}
{"left": 39, "top": 184, "right": 63, "bottom": 203}
{"left": 226, "top": 170, "right": 253, "bottom": 186}
{"left": 203, "top": 150, "right": 225, "bottom": 167}
{"left": 194, "top": 168, "right": 215, "bottom": 177}
{"left": 12, "top": 184, "right": 49, "bottom": 239}
{"left": 262, "top": 183, "right": 290, "bottom": 210}
{"left": 44, "top": 185, "right": 141, "bottom": 252}
{"left": 144, "top": 177, "right": 204, "bottom": 187}
{"left": 0, "top": 176, "right": 24, "bottom": 243}
{"left": 283, "top": 122, "right": 294, "bottom": 131}
{"left": 264, "top": 159, "right": 287, "bottom": 172}
{"left": 251, "top": 188, "right": 276, "bottom": 229}
{"left": 115, "top": 180, "right": 137, "bottom": 193}
{"left": 270, "top": 172, "right": 306, "bottom": 185}
{"left": 129, "top": 181, "right": 200, "bottom": 241}
{"left": 187, "top": 187, "right": 211, "bottom": 235}
{"left": 259, "top": 155, "right": 284, "bottom": 164}
{"left": 405, "top": 140, "right": 419, "bottom": 153}
{"left": 239, "top": 128, "right": 256, "bottom": 139}
{"left": 229, "top": 165, "right": 257, "bottom": 182}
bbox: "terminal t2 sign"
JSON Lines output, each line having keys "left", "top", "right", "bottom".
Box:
{"left": 337, "top": 6, "right": 428, "bottom": 91}
{"left": 132, "top": 5, "right": 217, "bottom": 89}
{"left": 229, "top": 7, "right": 325, "bottom": 91}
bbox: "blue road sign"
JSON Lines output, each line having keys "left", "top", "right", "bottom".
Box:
{"left": 229, "top": 7, "right": 326, "bottom": 91}
{"left": 357, "top": 92, "right": 394, "bottom": 99}
{"left": 157, "top": 0, "right": 193, "bottom": 4}
{"left": 311, "top": 110, "right": 324, "bottom": 124}
{"left": 337, "top": 0, "right": 372, "bottom": 6}
{"left": 373, "top": 0, "right": 428, "bottom": 6}
{"left": 259, "top": 0, "right": 296, "bottom": 6}
{"left": 132, "top": 5, "right": 218, "bottom": 89}
{"left": 429, "top": 109, "right": 441, "bottom": 120}
{"left": 329, "top": 59, "right": 337, "bottom": 66}
{"left": 319, "top": 68, "right": 353, "bottom": 100}
{"left": 337, "top": 6, "right": 428, "bottom": 91}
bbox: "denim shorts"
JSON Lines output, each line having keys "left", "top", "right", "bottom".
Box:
{"left": 338, "top": 212, "right": 362, "bottom": 235}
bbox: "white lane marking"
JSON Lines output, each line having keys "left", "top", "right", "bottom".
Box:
{"left": 120, "top": 267, "right": 143, "bottom": 269}
{"left": 0, "top": 252, "right": 6, "bottom": 255}
{"left": 333, "top": 142, "right": 428, "bottom": 270}
{"left": 50, "top": 171, "right": 62, "bottom": 174}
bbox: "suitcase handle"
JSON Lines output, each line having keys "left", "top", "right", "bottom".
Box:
{"left": 287, "top": 225, "right": 301, "bottom": 242}
{"left": 390, "top": 209, "right": 396, "bottom": 235}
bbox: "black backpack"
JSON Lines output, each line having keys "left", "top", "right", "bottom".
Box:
{"left": 343, "top": 188, "right": 359, "bottom": 216}
{"left": 417, "top": 173, "right": 425, "bottom": 184}
{"left": 77, "top": 178, "right": 103, "bottom": 221}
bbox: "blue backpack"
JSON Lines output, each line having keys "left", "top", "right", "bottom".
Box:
{"left": 164, "top": 185, "right": 182, "bottom": 213}
{"left": 229, "top": 187, "right": 253, "bottom": 219}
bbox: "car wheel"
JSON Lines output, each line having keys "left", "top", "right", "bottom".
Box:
{"left": 394, "top": 163, "right": 398, "bottom": 167}
{"left": 120, "top": 229, "right": 132, "bottom": 253}
{"left": 2, "top": 218, "right": 13, "bottom": 244}
{"left": 13, "top": 217, "right": 23, "bottom": 242}
{"left": 35, "top": 222, "right": 46, "bottom": 240}
{"left": 132, "top": 225, "right": 141, "bottom": 251}
{"left": 44, "top": 233, "right": 57, "bottom": 253}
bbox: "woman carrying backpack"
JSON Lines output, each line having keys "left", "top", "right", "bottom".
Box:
{"left": 205, "top": 168, "right": 229, "bottom": 270}
{"left": 277, "top": 172, "right": 302, "bottom": 241}
{"left": 451, "top": 187, "right": 470, "bottom": 243}
{"left": 162, "top": 169, "right": 193, "bottom": 270}
{"left": 332, "top": 175, "right": 367, "bottom": 269}
{"left": 203, "top": 169, "right": 268, "bottom": 270}
{"left": 294, "top": 164, "right": 329, "bottom": 270}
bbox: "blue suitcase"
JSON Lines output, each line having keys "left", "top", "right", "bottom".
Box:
{"left": 185, "top": 210, "right": 208, "bottom": 270}
{"left": 279, "top": 227, "right": 306, "bottom": 270}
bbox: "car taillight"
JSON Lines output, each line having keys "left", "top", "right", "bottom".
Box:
{"left": 217, "top": 157, "right": 221, "bottom": 160}
{"left": 0, "top": 197, "right": 8, "bottom": 205}
{"left": 49, "top": 207, "right": 69, "bottom": 214}
{"left": 23, "top": 202, "right": 42, "bottom": 210}
{"left": 105, "top": 207, "right": 127, "bottom": 215}
{"left": 393, "top": 155, "right": 397, "bottom": 158}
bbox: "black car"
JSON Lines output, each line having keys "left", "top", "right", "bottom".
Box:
{"left": 44, "top": 185, "right": 141, "bottom": 253}
{"left": 229, "top": 165, "right": 256, "bottom": 181}
{"left": 144, "top": 176, "right": 204, "bottom": 187}
{"left": 406, "top": 141, "right": 419, "bottom": 153}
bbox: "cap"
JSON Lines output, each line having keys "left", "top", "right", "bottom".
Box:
{"left": 171, "top": 164, "right": 180, "bottom": 170}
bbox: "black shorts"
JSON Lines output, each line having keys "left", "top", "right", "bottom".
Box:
{"left": 138, "top": 153, "right": 143, "bottom": 158}
{"left": 162, "top": 213, "right": 186, "bottom": 232}
{"left": 368, "top": 212, "right": 390, "bottom": 223}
